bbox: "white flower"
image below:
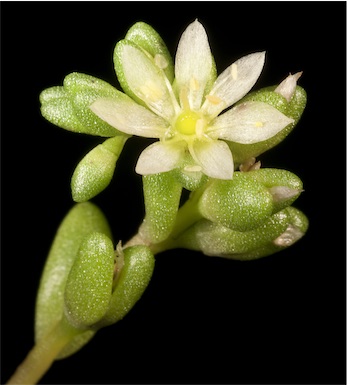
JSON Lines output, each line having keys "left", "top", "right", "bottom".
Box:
{"left": 91, "top": 20, "right": 294, "bottom": 180}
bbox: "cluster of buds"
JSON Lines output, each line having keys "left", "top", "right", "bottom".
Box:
{"left": 36, "top": 19, "right": 308, "bottom": 360}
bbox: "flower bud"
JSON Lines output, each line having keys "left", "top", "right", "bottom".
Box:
{"left": 63, "top": 72, "right": 124, "bottom": 136}
{"left": 40, "top": 73, "right": 125, "bottom": 137}
{"left": 198, "top": 172, "right": 274, "bottom": 231}
{"left": 243, "top": 168, "right": 304, "bottom": 213}
{"left": 173, "top": 207, "right": 308, "bottom": 260}
{"left": 71, "top": 136, "right": 128, "bottom": 202}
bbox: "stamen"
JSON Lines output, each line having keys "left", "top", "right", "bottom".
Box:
{"left": 163, "top": 128, "right": 174, "bottom": 142}
{"left": 205, "top": 94, "right": 223, "bottom": 105}
{"left": 254, "top": 121, "right": 264, "bottom": 128}
{"left": 154, "top": 54, "right": 168, "bottom": 69}
{"left": 184, "top": 165, "right": 202, "bottom": 172}
{"left": 179, "top": 86, "right": 191, "bottom": 110}
{"left": 231, "top": 63, "right": 238, "bottom": 80}
{"left": 190, "top": 77, "right": 200, "bottom": 91}
{"left": 195, "top": 119, "right": 205, "bottom": 139}
{"left": 140, "top": 80, "right": 163, "bottom": 102}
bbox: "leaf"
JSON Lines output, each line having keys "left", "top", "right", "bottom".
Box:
{"left": 96, "top": 245, "right": 155, "bottom": 328}
{"left": 64, "top": 232, "right": 115, "bottom": 328}
{"left": 35, "top": 202, "right": 113, "bottom": 359}
{"left": 71, "top": 136, "right": 128, "bottom": 202}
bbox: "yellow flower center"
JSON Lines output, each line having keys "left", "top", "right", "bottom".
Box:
{"left": 175, "top": 110, "right": 200, "bottom": 135}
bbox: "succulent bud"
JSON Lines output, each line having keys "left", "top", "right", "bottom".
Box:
{"left": 71, "top": 135, "right": 128, "bottom": 202}
{"left": 198, "top": 172, "right": 274, "bottom": 231}
{"left": 172, "top": 206, "right": 308, "bottom": 260}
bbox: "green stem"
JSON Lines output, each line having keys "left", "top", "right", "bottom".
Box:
{"left": 6, "top": 318, "right": 81, "bottom": 385}
{"left": 150, "top": 189, "right": 204, "bottom": 254}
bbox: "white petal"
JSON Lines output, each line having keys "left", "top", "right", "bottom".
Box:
{"left": 202, "top": 51, "right": 266, "bottom": 118}
{"left": 208, "top": 101, "right": 294, "bottom": 144}
{"left": 135, "top": 141, "right": 185, "bottom": 175}
{"left": 175, "top": 20, "right": 213, "bottom": 110}
{"left": 191, "top": 140, "right": 234, "bottom": 179}
{"left": 121, "top": 43, "right": 177, "bottom": 121}
{"left": 90, "top": 97, "right": 168, "bottom": 138}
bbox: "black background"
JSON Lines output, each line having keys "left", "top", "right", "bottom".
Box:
{"left": 1, "top": 2, "right": 346, "bottom": 384}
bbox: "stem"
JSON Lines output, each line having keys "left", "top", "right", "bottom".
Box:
{"left": 6, "top": 318, "right": 81, "bottom": 385}
{"left": 150, "top": 189, "right": 204, "bottom": 254}
{"left": 125, "top": 182, "right": 210, "bottom": 254}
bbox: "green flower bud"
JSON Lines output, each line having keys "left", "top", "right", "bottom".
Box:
{"left": 63, "top": 72, "right": 126, "bottom": 136}
{"left": 199, "top": 172, "right": 274, "bottom": 231}
{"left": 96, "top": 245, "right": 155, "bottom": 328}
{"left": 233, "top": 206, "right": 309, "bottom": 260}
{"left": 71, "top": 136, "right": 128, "bottom": 202}
{"left": 35, "top": 202, "right": 113, "bottom": 359}
{"left": 40, "top": 86, "right": 86, "bottom": 133}
{"left": 140, "top": 173, "right": 182, "bottom": 243}
{"left": 124, "top": 21, "right": 174, "bottom": 83}
{"left": 241, "top": 168, "right": 304, "bottom": 213}
{"left": 173, "top": 206, "right": 308, "bottom": 260}
{"left": 40, "top": 72, "right": 125, "bottom": 137}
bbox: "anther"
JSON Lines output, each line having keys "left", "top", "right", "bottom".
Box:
{"left": 139, "top": 81, "right": 163, "bottom": 102}
{"left": 205, "top": 94, "right": 223, "bottom": 105}
{"left": 154, "top": 54, "right": 168, "bottom": 69}
{"left": 231, "top": 63, "right": 238, "bottom": 80}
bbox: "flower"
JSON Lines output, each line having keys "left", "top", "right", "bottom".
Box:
{"left": 90, "top": 20, "right": 293, "bottom": 180}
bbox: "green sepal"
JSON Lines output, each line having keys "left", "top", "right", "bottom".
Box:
{"left": 171, "top": 153, "right": 208, "bottom": 191}
{"left": 63, "top": 72, "right": 124, "bottom": 136}
{"left": 35, "top": 202, "right": 113, "bottom": 359}
{"left": 95, "top": 245, "right": 155, "bottom": 328}
{"left": 71, "top": 136, "right": 128, "bottom": 202}
{"left": 114, "top": 39, "right": 153, "bottom": 107}
{"left": 125, "top": 21, "right": 174, "bottom": 83}
{"left": 199, "top": 172, "right": 274, "bottom": 231}
{"left": 229, "top": 85, "right": 307, "bottom": 165}
{"left": 40, "top": 73, "right": 124, "bottom": 137}
{"left": 141, "top": 172, "right": 182, "bottom": 243}
{"left": 40, "top": 86, "right": 87, "bottom": 132}
{"left": 173, "top": 206, "right": 308, "bottom": 260}
{"left": 242, "top": 168, "right": 303, "bottom": 213}
{"left": 64, "top": 232, "right": 115, "bottom": 329}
